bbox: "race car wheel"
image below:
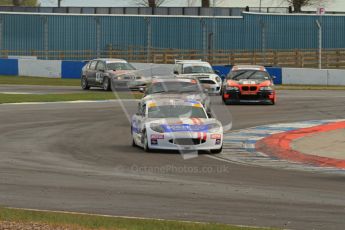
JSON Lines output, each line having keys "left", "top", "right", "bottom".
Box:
{"left": 81, "top": 76, "right": 90, "bottom": 90}
{"left": 221, "top": 95, "right": 225, "bottom": 102}
{"left": 102, "top": 77, "right": 111, "bottom": 91}
{"left": 132, "top": 138, "right": 137, "bottom": 147}
{"left": 223, "top": 100, "right": 231, "bottom": 105}
{"left": 142, "top": 130, "right": 151, "bottom": 152}
{"left": 210, "top": 145, "right": 223, "bottom": 154}
{"left": 131, "top": 128, "right": 137, "bottom": 147}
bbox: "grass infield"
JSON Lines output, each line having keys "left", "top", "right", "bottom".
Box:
{"left": 0, "top": 0, "right": 37, "bottom": 6}
{"left": 0, "top": 76, "right": 80, "bottom": 86}
{"left": 1, "top": 75, "right": 345, "bottom": 90}
{"left": 0, "top": 92, "right": 142, "bottom": 104}
{"left": 0, "top": 207, "right": 273, "bottom": 230}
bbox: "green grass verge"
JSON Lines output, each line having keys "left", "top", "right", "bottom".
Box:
{"left": 0, "top": 92, "right": 142, "bottom": 104}
{"left": 0, "top": 208, "right": 271, "bottom": 230}
{"left": 0, "top": 76, "right": 80, "bottom": 87}
{"left": 0, "top": 0, "right": 37, "bottom": 6}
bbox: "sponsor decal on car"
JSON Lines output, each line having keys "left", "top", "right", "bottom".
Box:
{"left": 161, "top": 124, "right": 209, "bottom": 132}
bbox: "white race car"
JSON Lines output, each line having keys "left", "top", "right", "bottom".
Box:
{"left": 173, "top": 60, "right": 222, "bottom": 94}
{"left": 131, "top": 99, "right": 223, "bottom": 153}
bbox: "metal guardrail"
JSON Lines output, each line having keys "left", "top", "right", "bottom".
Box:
{"left": 3, "top": 48, "right": 345, "bottom": 69}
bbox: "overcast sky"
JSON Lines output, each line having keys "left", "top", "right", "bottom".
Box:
{"left": 39, "top": 0, "right": 344, "bottom": 11}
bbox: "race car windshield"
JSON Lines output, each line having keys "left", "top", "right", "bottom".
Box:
{"left": 183, "top": 65, "right": 214, "bottom": 74}
{"left": 231, "top": 70, "right": 270, "bottom": 80}
{"left": 106, "top": 62, "right": 136, "bottom": 71}
{"left": 147, "top": 82, "right": 200, "bottom": 94}
{"left": 148, "top": 105, "right": 207, "bottom": 119}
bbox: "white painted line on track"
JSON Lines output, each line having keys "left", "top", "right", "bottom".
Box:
{"left": 0, "top": 99, "right": 140, "bottom": 106}
{"left": 1, "top": 92, "right": 43, "bottom": 95}
{"left": 278, "top": 95, "right": 345, "bottom": 98}
{"left": 209, "top": 119, "right": 345, "bottom": 174}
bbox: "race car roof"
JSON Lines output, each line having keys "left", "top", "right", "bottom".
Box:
{"left": 175, "top": 59, "right": 202, "bottom": 64}
{"left": 95, "top": 58, "right": 128, "bottom": 63}
{"left": 151, "top": 78, "right": 198, "bottom": 83}
{"left": 145, "top": 99, "right": 203, "bottom": 108}
{"left": 232, "top": 65, "right": 266, "bottom": 71}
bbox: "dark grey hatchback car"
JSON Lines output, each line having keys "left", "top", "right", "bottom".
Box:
{"left": 81, "top": 58, "right": 149, "bottom": 91}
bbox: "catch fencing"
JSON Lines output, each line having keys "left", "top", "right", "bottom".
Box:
{"left": 1, "top": 11, "right": 345, "bottom": 68}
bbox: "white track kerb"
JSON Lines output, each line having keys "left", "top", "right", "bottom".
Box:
{"left": 208, "top": 119, "right": 345, "bottom": 174}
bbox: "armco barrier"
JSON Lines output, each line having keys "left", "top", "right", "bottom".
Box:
{"left": 0, "top": 58, "right": 18, "bottom": 76}
{"left": 18, "top": 59, "right": 62, "bottom": 78}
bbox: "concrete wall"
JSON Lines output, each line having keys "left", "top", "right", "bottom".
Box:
{"left": 0, "top": 59, "right": 18, "bottom": 76}
{"left": 327, "top": 69, "right": 345, "bottom": 86}
{"left": 1, "top": 58, "right": 344, "bottom": 85}
{"left": 18, "top": 59, "right": 62, "bottom": 78}
{"left": 61, "top": 61, "right": 87, "bottom": 79}
{"left": 282, "top": 68, "right": 345, "bottom": 85}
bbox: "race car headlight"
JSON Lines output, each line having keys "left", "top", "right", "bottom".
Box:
{"left": 207, "top": 123, "right": 221, "bottom": 133}
{"left": 215, "top": 76, "right": 222, "bottom": 83}
{"left": 150, "top": 123, "right": 165, "bottom": 133}
{"left": 260, "top": 86, "right": 273, "bottom": 91}
{"left": 226, "top": 86, "right": 239, "bottom": 91}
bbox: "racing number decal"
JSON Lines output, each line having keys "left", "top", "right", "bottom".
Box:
{"left": 96, "top": 72, "right": 102, "bottom": 83}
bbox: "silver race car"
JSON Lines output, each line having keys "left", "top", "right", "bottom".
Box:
{"left": 131, "top": 99, "right": 223, "bottom": 153}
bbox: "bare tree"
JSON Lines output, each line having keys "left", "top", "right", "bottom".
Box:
{"left": 202, "top": 0, "right": 210, "bottom": 7}
{"left": 281, "top": 0, "right": 328, "bottom": 12}
{"left": 133, "top": 0, "right": 167, "bottom": 7}
{"left": 201, "top": 0, "right": 224, "bottom": 7}
{"left": 13, "top": 0, "right": 24, "bottom": 6}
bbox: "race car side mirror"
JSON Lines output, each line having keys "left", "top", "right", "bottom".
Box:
{"left": 271, "top": 76, "right": 276, "bottom": 79}
{"left": 139, "top": 87, "right": 145, "bottom": 93}
{"left": 214, "top": 70, "right": 220, "bottom": 75}
{"left": 173, "top": 70, "right": 179, "bottom": 74}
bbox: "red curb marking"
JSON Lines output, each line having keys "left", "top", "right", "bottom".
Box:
{"left": 256, "top": 121, "right": 345, "bottom": 169}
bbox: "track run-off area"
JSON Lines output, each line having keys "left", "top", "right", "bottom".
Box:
{"left": 0, "top": 89, "right": 345, "bottom": 230}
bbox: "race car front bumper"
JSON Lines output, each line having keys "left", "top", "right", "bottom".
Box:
{"left": 148, "top": 131, "right": 223, "bottom": 151}
{"left": 223, "top": 89, "right": 275, "bottom": 104}
{"left": 207, "top": 85, "right": 221, "bottom": 94}
{"left": 111, "top": 79, "right": 146, "bottom": 91}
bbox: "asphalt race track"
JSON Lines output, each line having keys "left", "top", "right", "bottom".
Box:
{"left": 1, "top": 90, "right": 345, "bottom": 230}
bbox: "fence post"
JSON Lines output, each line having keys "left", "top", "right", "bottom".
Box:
{"left": 145, "top": 17, "right": 152, "bottom": 63}
{"left": 273, "top": 50, "right": 278, "bottom": 66}
{"left": 294, "top": 50, "right": 299, "bottom": 67}
{"left": 336, "top": 50, "right": 340, "bottom": 68}
{"left": 42, "top": 16, "right": 48, "bottom": 60}
{"left": 0, "top": 16, "right": 3, "bottom": 56}
{"left": 316, "top": 19, "right": 322, "bottom": 69}
{"left": 201, "top": 18, "right": 207, "bottom": 61}
{"left": 95, "top": 17, "right": 101, "bottom": 58}
{"left": 260, "top": 20, "right": 266, "bottom": 65}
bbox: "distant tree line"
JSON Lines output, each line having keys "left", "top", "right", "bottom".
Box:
{"left": 12, "top": 0, "right": 329, "bottom": 13}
